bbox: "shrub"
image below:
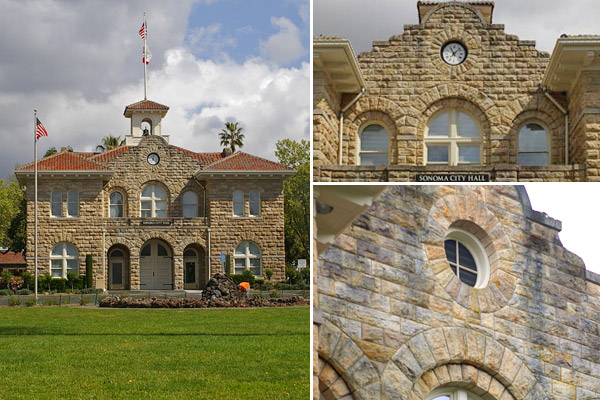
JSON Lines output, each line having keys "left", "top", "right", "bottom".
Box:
{"left": 263, "top": 282, "right": 274, "bottom": 291}
{"left": 15, "top": 289, "right": 32, "bottom": 295}
{"left": 0, "top": 271, "right": 13, "bottom": 289}
{"left": 50, "top": 278, "right": 67, "bottom": 293}
{"left": 79, "top": 288, "right": 102, "bottom": 294}
{"left": 25, "top": 298, "right": 37, "bottom": 307}
{"left": 275, "top": 282, "right": 307, "bottom": 290}
{"left": 285, "top": 267, "right": 301, "bottom": 285}
{"left": 43, "top": 298, "right": 59, "bottom": 306}
{"left": 21, "top": 271, "right": 34, "bottom": 289}
{"left": 39, "top": 273, "right": 52, "bottom": 292}
{"left": 300, "top": 267, "right": 310, "bottom": 284}
{"left": 85, "top": 255, "right": 93, "bottom": 288}
{"left": 230, "top": 274, "right": 244, "bottom": 285}
{"left": 0, "top": 289, "right": 14, "bottom": 296}
{"left": 269, "top": 290, "right": 279, "bottom": 298}
{"left": 8, "top": 297, "right": 21, "bottom": 306}
{"left": 80, "top": 296, "right": 91, "bottom": 306}
{"left": 240, "top": 269, "right": 255, "bottom": 285}
{"left": 67, "top": 272, "right": 84, "bottom": 291}
{"left": 264, "top": 268, "right": 274, "bottom": 281}
{"left": 7, "top": 277, "right": 23, "bottom": 292}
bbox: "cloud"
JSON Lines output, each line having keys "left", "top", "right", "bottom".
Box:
{"left": 187, "top": 23, "right": 237, "bottom": 60}
{"left": 259, "top": 17, "right": 304, "bottom": 65}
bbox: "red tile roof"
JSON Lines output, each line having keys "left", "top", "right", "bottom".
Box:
{"left": 90, "top": 146, "right": 131, "bottom": 163}
{"left": 0, "top": 251, "right": 26, "bottom": 266}
{"left": 202, "top": 152, "right": 294, "bottom": 172}
{"left": 16, "top": 151, "right": 110, "bottom": 171}
{"left": 169, "top": 145, "right": 222, "bottom": 165}
{"left": 124, "top": 99, "right": 169, "bottom": 112}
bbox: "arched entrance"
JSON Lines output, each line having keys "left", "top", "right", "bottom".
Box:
{"left": 183, "top": 245, "right": 206, "bottom": 289}
{"left": 108, "top": 245, "right": 129, "bottom": 290}
{"left": 140, "top": 239, "right": 173, "bottom": 290}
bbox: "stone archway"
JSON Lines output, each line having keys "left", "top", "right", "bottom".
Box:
{"left": 107, "top": 244, "right": 130, "bottom": 290}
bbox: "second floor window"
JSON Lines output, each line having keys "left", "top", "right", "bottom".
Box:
{"left": 233, "top": 190, "right": 244, "bottom": 217}
{"left": 249, "top": 190, "right": 260, "bottom": 216}
{"left": 425, "top": 109, "right": 481, "bottom": 166}
{"left": 141, "top": 185, "right": 166, "bottom": 217}
{"left": 51, "top": 190, "right": 62, "bottom": 217}
{"left": 67, "top": 190, "right": 79, "bottom": 217}
{"left": 518, "top": 123, "right": 549, "bottom": 166}
{"left": 109, "top": 192, "right": 124, "bottom": 217}
{"left": 182, "top": 191, "right": 198, "bottom": 218}
{"left": 359, "top": 124, "right": 389, "bottom": 165}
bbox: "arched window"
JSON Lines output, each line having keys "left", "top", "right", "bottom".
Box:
{"left": 234, "top": 241, "right": 261, "bottom": 276}
{"left": 426, "top": 388, "right": 483, "bottom": 400}
{"left": 51, "top": 190, "right": 62, "bottom": 217}
{"left": 233, "top": 190, "right": 244, "bottom": 217}
{"left": 140, "top": 185, "right": 166, "bottom": 217}
{"left": 359, "top": 124, "right": 388, "bottom": 165}
{"left": 518, "top": 123, "right": 549, "bottom": 165}
{"left": 109, "top": 192, "right": 124, "bottom": 217}
{"left": 182, "top": 191, "right": 198, "bottom": 218}
{"left": 249, "top": 190, "right": 260, "bottom": 217}
{"left": 67, "top": 190, "right": 79, "bottom": 217}
{"left": 444, "top": 228, "right": 489, "bottom": 288}
{"left": 50, "top": 242, "right": 78, "bottom": 278}
{"left": 141, "top": 119, "right": 152, "bottom": 136}
{"left": 425, "top": 109, "right": 481, "bottom": 165}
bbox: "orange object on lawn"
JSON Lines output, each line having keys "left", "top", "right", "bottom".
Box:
{"left": 239, "top": 282, "right": 250, "bottom": 291}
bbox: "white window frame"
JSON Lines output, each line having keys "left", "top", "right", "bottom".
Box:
{"left": 140, "top": 185, "right": 167, "bottom": 218}
{"left": 50, "top": 242, "right": 79, "bottom": 278}
{"left": 182, "top": 191, "right": 198, "bottom": 218}
{"left": 445, "top": 228, "right": 490, "bottom": 289}
{"left": 426, "top": 387, "right": 484, "bottom": 400}
{"left": 109, "top": 191, "right": 124, "bottom": 218}
{"left": 67, "top": 190, "right": 79, "bottom": 217}
{"left": 233, "top": 190, "right": 244, "bottom": 217}
{"left": 249, "top": 190, "right": 260, "bottom": 217}
{"left": 517, "top": 121, "right": 550, "bottom": 166}
{"left": 358, "top": 123, "right": 389, "bottom": 166}
{"left": 234, "top": 241, "right": 262, "bottom": 276}
{"left": 424, "top": 109, "right": 482, "bottom": 166}
{"left": 51, "top": 190, "right": 62, "bottom": 217}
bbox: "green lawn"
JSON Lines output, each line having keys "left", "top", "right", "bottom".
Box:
{"left": 0, "top": 307, "right": 309, "bottom": 399}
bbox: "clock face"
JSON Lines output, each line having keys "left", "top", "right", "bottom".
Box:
{"left": 441, "top": 42, "right": 467, "bottom": 65}
{"left": 147, "top": 153, "right": 160, "bottom": 165}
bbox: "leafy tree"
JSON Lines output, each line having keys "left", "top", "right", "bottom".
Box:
{"left": 0, "top": 180, "right": 25, "bottom": 250}
{"left": 44, "top": 147, "right": 57, "bottom": 157}
{"left": 96, "top": 135, "right": 124, "bottom": 152}
{"left": 275, "top": 139, "right": 310, "bottom": 265}
{"left": 219, "top": 122, "right": 245, "bottom": 153}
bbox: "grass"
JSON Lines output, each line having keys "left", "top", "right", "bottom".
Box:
{"left": 0, "top": 307, "right": 309, "bottom": 399}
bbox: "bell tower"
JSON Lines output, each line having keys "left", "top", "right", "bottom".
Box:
{"left": 123, "top": 99, "right": 170, "bottom": 146}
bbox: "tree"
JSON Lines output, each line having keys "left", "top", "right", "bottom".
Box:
{"left": 219, "top": 122, "right": 245, "bottom": 153}
{"left": 44, "top": 147, "right": 57, "bottom": 157}
{"left": 0, "top": 180, "right": 25, "bottom": 251}
{"left": 275, "top": 139, "right": 310, "bottom": 265}
{"left": 96, "top": 135, "right": 124, "bottom": 152}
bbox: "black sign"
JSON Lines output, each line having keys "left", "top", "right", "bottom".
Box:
{"left": 141, "top": 220, "right": 172, "bottom": 226}
{"left": 415, "top": 174, "right": 490, "bottom": 182}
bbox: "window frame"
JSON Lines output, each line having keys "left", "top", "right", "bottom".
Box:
{"left": 358, "top": 123, "right": 389, "bottom": 166}
{"left": 140, "top": 184, "right": 167, "bottom": 218}
{"left": 249, "top": 190, "right": 260, "bottom": 217}
{"left": 182, "top": 190, "right": 198, "bottom": 218}
{"left": 445, "top": 228, "right": 489, "bottom": 289}
{"left": 109, "top": 191, "right": 124, "bottom": 218}
{"left": 424, "top": 109, "right": 482, "bottom": 166}
{"left": 67, "top": 190, "right": 79, "bottom": 217}
{"left": 233, "top": 241, "right": 262, "bottom": 276}
{"left": 426, "top": 388, "right": 484, "bottom": 400}
{"left": 517, "top": 121, "right": 550, "bottom": 166}
{"left": 233, "top": 190, "right": 244, "bottom": 217}
{"left": 50, "top": 242, "right": 79, "bottom": 279}
{"left": 51, "top": 190, "right": 62, "bottom": 217}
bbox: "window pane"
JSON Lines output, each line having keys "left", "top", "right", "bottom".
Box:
{"left": 68, "top": 200, "right": 79, "bottom": 217}
{"left": 433, "top": 397, "right": 451, "bottom": 400}
{"left": 141, "top": 209, "right": 151, "bottom": 217}
{"left": 110, "top": 204, "right": 123, "bottom": 218}
{"left": 519, "top": 124, "right": 548, "bottom": 152}
{"left": 428, "top": 112, "right": 449, "bottom": 137}
{"left": 140, "top": 245, "right": 151, "bottom": 257}
{"left": 154, "top": 186, "right": 166, "bottom": 199}
{"left": 235, "top": 259, "right": 245, "bottom": 267}
{"left": 66, "top": 259, "right": 78, "bottom": 273}
{"left": 185, "top": 262, "right": 196, "bottom": 283}
{"left": 155, "top": 209, "right": 166, "bottom": 218}
{"left": 51, "top": 260, "right": 63, "bottom": 278}
{"left": 182, "top": 192, "right": 197, "bottom": 217}
{"left": 184, "top": 249, "right": 196, "bottom": 257}
{"left": 142, "top": 186, "right": 152, "bottom": 197}
{"left": 111, "top": 250, "right": 124, "bottom": 258}
{"left": 112, "top": 263, "right": 123, "bottom": 285}
{"left": 249, "top": 190, "right": 259, "bottom": 202}
{"left": 360, "top": 153, "right": 388, "bottom": 166}
{"left": 427, "top": 145, "right": 449, "bottom": 162}
{"left": 458, "top": 242, "right": 477, "bottom": 271}
{"left": 518, "top": 152, "right": 548, "bottom": 166}
{"left": 68, "top": 190, "right": 78, "bottom": 203}
{"left": 360, "top": 125, "right": 388, "bottom": 151}
{"left": 51, "top": 190, "right": 62, "bottom": 203}
{"left": 233, "top": 190, "right": 243, "bottom": 216}
{"left": 155, "top": 201, "right": 166, "bottom": 212}
{"left": 51, "top": 244, "right": 63, "bottom": 256}
{"left": 235, "top": 243, "right": 246, "bottom": 255}
{"left": 51, "top": 191, "right": 62, "bottom": 217}
{"left": 51, "top": 202, "right": 62, "bottom": 217}
{"left": 458, "top": 112, "right": 479, "bottom": 137}
{"left": 65, "top": 243, "right": 77, "bottom": 256}
{"left": 459, "top": 268, "right": 478, "bottom": 286}
{"left": 110, "top": 192, "right": 123, "bottom": 205}
{"left": 458, "top": 145, "right": 480, "bottom": 163}
{"left": 444, "top": 240, "right": 457, "bottom": 263}
{"left": 141, "top": 201, "right": 151, "bottom": 211}
{"left": 249, "top": 243, "right": 260, "bottom": 255}
{"left": 157, "top": 244, "right": 168, "bottom": 256}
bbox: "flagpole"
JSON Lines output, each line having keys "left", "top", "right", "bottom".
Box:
{"left": 34, "top": 109, "right": 38, "bottom": 301}
{"left": 143, "top": 12, "right": 147, "bottom": 100}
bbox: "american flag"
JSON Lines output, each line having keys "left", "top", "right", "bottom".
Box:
{"left": 139, "top": 22, "right": 147, "bottom": 40}
{"left": 36, "top": 118, "right": 48, "bottom": 140}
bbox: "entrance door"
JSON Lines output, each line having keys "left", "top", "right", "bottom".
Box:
{"left": 109, "top": 249, "right": 125, "bottom": 290}
{"left": 184, "top": 249, "right": 197, "bottom": 290}
{"left": 140, "top": 240, "right": 173, "bottom": 289}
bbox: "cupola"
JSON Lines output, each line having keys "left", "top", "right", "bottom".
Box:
{"left": 123, "top": 99, "right": 170, "bottom": 146}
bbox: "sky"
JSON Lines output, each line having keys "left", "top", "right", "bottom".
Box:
{"left": 0, "top": 0, "right": 309, "bottom": 180}
{"left": 524, "top": 184, "right": 600, "bottom": 276}
{"left": 314, "top": 0, "right": 600, "bottom": 55}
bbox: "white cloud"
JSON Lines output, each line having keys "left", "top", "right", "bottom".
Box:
{"left": 187, "top": 23, "right": 237, "bottom": 59}
{"left": 259, "top": 17, "right": 304, "bottom": 65}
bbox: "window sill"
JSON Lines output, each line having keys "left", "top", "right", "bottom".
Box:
{"left": 50, "top": 217, "right": 80, "bottom": 220}
{"left": 232, "top": 216, "right": 262, "bottom": 220}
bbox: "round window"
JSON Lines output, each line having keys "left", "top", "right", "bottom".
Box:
{"left": 444, "top": 228, "right": 489, "bottom": 288}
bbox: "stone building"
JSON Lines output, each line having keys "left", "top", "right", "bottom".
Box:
{"left": 314, "top": 185, "right": 600, "bottom": 399}
{"left": 14, "top": 99, "right": 293, "bottom": 290}
{"left": 313, "top": 1, "right": 600, "bottom": 182}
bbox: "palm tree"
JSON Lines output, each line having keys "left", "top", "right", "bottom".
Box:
{"left": 96, "top": 135, "right": 124, "bottom": 152}
{"left": 219, "top": 122, "right": 245, "bottom": 153}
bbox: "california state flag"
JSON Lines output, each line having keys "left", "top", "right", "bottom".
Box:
{"left": 143, "top": 47, "right": 152, "bottom": 64}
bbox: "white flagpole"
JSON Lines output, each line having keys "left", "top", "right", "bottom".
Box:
{"left": 34, "top": 109, "right": 38, "bottom": 301}
{"left": 143, "top": 12, "right": 147, "bottom": 100}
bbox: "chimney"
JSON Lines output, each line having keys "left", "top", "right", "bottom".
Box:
{"left": 222, "top": 148, "right": 233, "bottom": 157}
{"left": 61, "top": 147, "right": 69, "bottom": 152}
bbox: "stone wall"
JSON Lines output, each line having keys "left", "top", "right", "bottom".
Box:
{"left": 316, "top": 185, "right": 600, "bottom": 399}
{"left": 314, "top": 70, "right": 342, "bottom": 167}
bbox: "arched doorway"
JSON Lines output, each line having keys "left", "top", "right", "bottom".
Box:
{"left": 140, "top": 239, "right": 173, "bottom": 290}
{"left": 108, "top": 247, "right": 130, "bottom": 290}
{"left": 183, "top": 245, "right": 206, "bottom": 290}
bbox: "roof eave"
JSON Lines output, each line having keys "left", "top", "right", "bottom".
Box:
{"left": 14, "top": 170, "right": 115, "bottom": 181}
{"left": 543, "top": 37, "right": 600, "bottom": 93}
{"left": 195, "top": 170, "right": 295, "bottom": 178}
{"left": 313, "top": 39, "right": 366, "bottom": 93}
